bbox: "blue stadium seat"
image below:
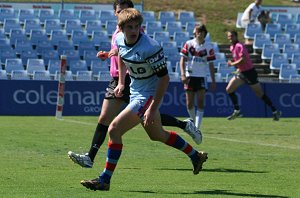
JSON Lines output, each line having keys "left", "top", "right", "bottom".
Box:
{"left": 38, "top": 9, "right": 57, "bottom": 25}
{"left": 44, "top": 19, "right": 62, "bottom": 34}
{"left": 20, "top": 49, "right": 38, "bottom": 65}
{"left": 265, "top": 23, "right": 282, "bottom": 39}
{"left": 145, "top": 21, "right": 163, "bottom": 37}
{"left": 261, "top": 43, "right": 280, "bottom": 63}
{"left": 275, "top": 13, "right": 295, "bottom": 26}
{"left": 279, "top": 63, "right": 298, "bottom": 82}
{"left": 57, "top": 40, "right": 75, "bottom": 55}
{"left": 83, "top": 49, "right": 98, "bottom": 66}
{"left": 90, "top": 59, "right": 109, "bottom": 77}
{"left": 26, "top": 58, "right": 46, "bottom": 76}
{"left": 213, "top": 52, "right": 227, "bottom": 68}
{"left": 65, "top": 19, "right": 82, "bottom": 35}
{"left": 91, "top": 30, "right": 109, "bottom": 44}
{"left": 0, "top": 69, "right": 7, "bottom": 79}
{"left": 294, "top": 34, "right": 300, "bottom": 45}
{"left": 153, "top": 31, "right": 170, "bottom": 44}
{"left": 35, "top": 40, "right": 54, "bottom": 55}
{"left": 29, "top": 29, "right": 48, "bottom": 46}
{"left": 270, "top": 53, "right": 289, "bottom": 71}
{"left": 0, "top": 38, "right": 12, "bottom": 50}
{"left": 9, "top": 29, "right": 27, "bottom": 44}
{"left": 283, "top": 43, "right": 300, "bottom": 60}
{"left": 0, "top": 29, "right": 6, "bottom": 38}
{"left": 85, "top": 20, "right": 102, "bottom": 35}
{"left": 32, "top": 70, "right": 51, "bottom": 80}
{"left": 0, "top": 48, "right": 17, "bottom": 65}
{"left": 17, "top": 9, "right": 36, "bottom": 24}
{"left": 142, "top": 11, "right": 156, "bottom": 26}
{"left": 97, "top": 70, "right": 111, "bottom": 81}
{"left": 99, "top": 10, "right": 115, "bottom": 24}
{"left": 244, "top": 23, "right": 262, "bottom": 40}
{"left": 70, "top": 29, "right": 89, "bottom": 46}
{"left": 105, "top": 20, "right": 117, "bottom": 36}
{"left": 79, "top": 10, "right": 98, "bottom": 24}
{"left": 41, "top": 49, "right": 59, "bottom": 64}
{"left": 75, "top": 70, "right": 92, "bottom": 81}
{"left": 4, "top": 58, "right": 23, "bottom": 75}
{"left": 291, "top": 53, "right": 300, "bottom": 70}
{"left": 0, "top": 8, "right": 17, "bottom": 23}
{"left": 11, "top": 70, "right": 30, "bottom": 80}
{"left": 161, "top": 41, "right": 177, "bottom": 50}
{"left": 284, "top": 24, "right": 300, "bottom": 38}
{"left": 173, "top": 31, "right": 190, "bottom": 48}
{"left": 217, "top": 62, "right": 236, "bottom": 79}
{"left": 62, "top": 49, "right": 80, "bottom": 63}
{"left": 24, "top": 18, "right": 41, "bottom": 34}
{"left": 165, "top": 21, "right": 183, "bottom": 35}
{"left": 14, "top": 39, "right": 33, "bottom": 54}
{"left": 98, "top": 41, "right": 111, "bottom": 52}
{"left": 59, "top": 9, "right": 77, "bottom": 24}
{"left": 253, "top": 33, "right": 272, "bottom": 53}
{"left": 178, "top": 11, "right": 195, "bottom": 28}
{"left": 274, "top": 33, "right": 291, "bottom": 49}
{"left": 3, "top": 18, "right": 21, "bottom": 34}
{"left": 158, "top": 11, "right": 176, "bottom": 27}
{"left": 289, "top": 74, "right": 300, "bottom": 83}
{"left": 49, "top": 29, "right": 68, "bottom": 46}
{"left": 235, "top": 12, "right": 243, "bottom": 28}
{"left": 78, "top": 42, "right": 95, "bottom": 57}
{"left": 47, "top": 59, "right": 61, "bottom": 78}
{"left": 69, "top": 59, "right": 88, "bottom": 74}
{"left": 185, "top": 21, "right": 200, "bottom": 36}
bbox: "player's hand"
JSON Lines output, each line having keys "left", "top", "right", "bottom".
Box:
{"left": 227, "top": 60, "right": 232, "bottom": 66}
{"left": 114, "top": 84, "right": 125, "bottom": 97}
{"left": 97, "top": 51, "right": 109, "bottom": 61}
{"left": 108, "top": 49, "right": 118, "bottom": 57}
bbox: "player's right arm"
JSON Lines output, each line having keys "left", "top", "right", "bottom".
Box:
{"left": 114, "top": 55, "right": 126, "bottom": 97}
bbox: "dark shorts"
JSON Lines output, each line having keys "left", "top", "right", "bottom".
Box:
{"left": 105, "top": 74, "right": 131, "bottom": 103}
{"left": 238, "top": 68, "right": 259, "bottom": 85}
{"left": 184, "top": 77, "right": 207, "bottom": 92}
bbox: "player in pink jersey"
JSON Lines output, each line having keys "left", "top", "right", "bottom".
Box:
{"left": 68, "top": 0, "right": 201, "bottom": 169}
{"left": 226, "top": 30, "right": 281, "bottom": 121}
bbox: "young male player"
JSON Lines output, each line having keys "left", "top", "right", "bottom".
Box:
{"left": 68, "top": 0, "right": 201, "bottom": 169}
{"left": 80, "top": 8, "right": 208, "bottom": 190}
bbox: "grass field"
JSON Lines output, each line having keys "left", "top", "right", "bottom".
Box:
{"left": 0, "top": 116, "right": 299, "bottom": 198}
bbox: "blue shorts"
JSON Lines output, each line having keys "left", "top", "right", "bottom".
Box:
{"left": 127, "top": 93, "right": 157, "bottom": 119}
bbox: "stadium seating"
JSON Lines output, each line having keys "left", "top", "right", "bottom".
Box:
{"left": 0, "top": 38, "right": 12, "bottom": 51}
{"left": 3, "top": 18, "right": 21, "bottom": 34}
{"left": 165, "top": 21, "right": 183, "bottom": 35}
{"left": 91, "top": 30, "right": 109, "bottom": 44}
{"left": 79, "top": 10, "right": 98, "bottom": 24}
{"left": 273, "top": 33, "right": 291, "bottom": 49}
{"left": 235, "top": 12, "right": 243, "bottom": 28}
{"left": 62, "top": 49, "right": 80, "bottom": 63}
{"left": 10, "top": 70, "right": 30, "bottom": 80}
{"left": 282, "top": 43, "right": 300, "bottom": 60}
{"left": 178, "top": 11, "right": 195, "bottom": 27}
{"left": 85, "top": 20, "right": 102, "bottom": 35}
{"left": 270, "top": 53, "right": 289, "bottom": 71}
{"left": 275, "top": 13, "right": 295, "bottom": 26}
{"left": 38, "top": 9, "right": 57, "bottom": 25}
{"left": 217, "top": 62, "right": 236, "bottom": 79}
{"left": 29, "top": 29, "right": 48, "bottom": 46}
{"left": 99, "top": 10, "right": 115, "bottom": 24}
{"left": 158, "top": 11, "right": 176, "bottom": 27}
{"left": 294, "top": 34, "right": 300, "bottom": 45}
{"left": 284, "top": 24, "right": 300, "bottom": 38}
{"left": 17, "top": 9, "right": 35, "bottom": 24}
{"left": 9, "top": 29, "right": 27, "bottom": 44}
{"left": 142, "top": 11, "right": 156, "bottom": 26}
{"left": 0, "top": 69, "right": 7, "bottom": 79}
{"left": 265, "top": 23, "right": 282, "bottom": 39}
{"left": 291, "top": 53, "right": 300, "bottom": 70}
{"left": 59, "top": 9, "right": 77, "bottom": 24}
{"left": 173, "top": 31, "right": 190, "bottom": 48}
{"left": 161, "top": 41, "right": 177, "bottom": 50}
{"left": 279, "top": 63, "right": 298, "bottom": 82}
{"left": 49, "top": 29, "right": 68, "bottom": 46}
{"left": 41, "top": 49, "right": 59, "bottom": 64}
{"left": 24, "top": 18, "right": 41, "bottom": 34}
{"left": 32, "top": 70, "right": 51, "bottom": 80}
{"left": 69, "top": 59, "right": 88, "bottom": 74}
{"left": 90, "top": 59, "right": 109, "bottom": 77}
{"left": 289, "top": 74, "right": 300, "bottom": 83}
{"left": 213, "top": 52, "right": 227, "bottom": 68}
{"left": 57, "top": 40, "right": 75, "bottom": 55}
{"left": 185, "top": 21, "right": 200, "bottom": 36}
{"left": 44, "top": 19, "right": 62, "bottom": 34}
{"left": 0, "top": 48, "right": 17, "bottom": 65}
{"left": 83, "top": 49, "right": 99, "bottom": 66}
{"left": 54, "top": 70, "right": 73, "bottom": 81}
{"left": 105, "top": 20, "right": 118, "bottom": 36}
{"left": 47, "top": 59, "right": 61, "bottom": 78}
{"left": 97, "top": 41, "right": 111, "bottom": 52}
{"left": 26, "top": 58, "right": 46, "bottom": 76}
{"left": 153, "top": 31, "right": 170, "bottom": 44}
{"left": 97, "top": 71, "right": 111, "bottom": 81}
{"left": 253, "top": 33, "right": 272, "bottom": 53}
{"left": 78, "top": 42, "right": 95, "bottom": 57}
{"left": 145, "top": 21, "right": 163, "bottom": 36}
{"left": 65, "top": 19, "right": 82, "bottom": 35}
{"left": 0, "top": 8, "right": 17, "bottom": 23}
{"left": 70, "top": 29, "right": 89, "bottom": 46}
{"left": 35, "top": 40, "right": 54, "bottom": 55}
{"left": 0, "top": 29, "right": 5, "bottom": 38}
{"left": 244, "top": 23, "right": 263, "bottom": 40}
{"left": 4, "top": 58, "right": 23, "bottom": 75}
{"left": 20, "top": 49, "right": 38, "bottom": 65}
{"left": 261, "top": 43, "right": 280, "bottom": 63}
{"left": 75, "top": 70, "right": 92, "bottom": 81}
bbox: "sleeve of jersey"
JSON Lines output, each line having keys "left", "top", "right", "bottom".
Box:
{"left": 206, "top": 47, "right": 216, "bottom": 62}
{"left": 145, "top": 48, "right": 168, "bottom": 77}
{"left": 180, "top": 42, "right": 189, "bottom": 57}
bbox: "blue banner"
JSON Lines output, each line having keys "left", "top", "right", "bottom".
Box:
{"left": 0, "top": 80, "right": 299, "bottom": 117}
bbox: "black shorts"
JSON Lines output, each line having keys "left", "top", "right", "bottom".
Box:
{"left": 238, "top": 68, "right": 259, "bottom": 85}
{"left": 105, "top": 74, "right": 131, "bottom": 103}
{"left": 184, "top": 77, "right": 207, "bottom": 92}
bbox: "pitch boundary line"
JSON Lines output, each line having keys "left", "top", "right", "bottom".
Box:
{"left": 60, "top": 118, "right": 300, "bottom": 150}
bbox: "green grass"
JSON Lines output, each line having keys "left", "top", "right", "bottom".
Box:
{"left": 0, "top": 116, "right": 299, "bottom": 197}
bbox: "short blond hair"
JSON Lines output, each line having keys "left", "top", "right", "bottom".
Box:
{"left": 117, "top": 8, "right": 143, "bottom": 30}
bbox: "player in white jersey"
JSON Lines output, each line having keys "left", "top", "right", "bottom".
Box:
{"left": 80, "top": 8, "right": 208, "bottom": 191}
{"left": 180, "top": 24, "right": 216, "bottom": 130}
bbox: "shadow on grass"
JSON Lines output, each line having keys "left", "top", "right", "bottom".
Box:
{"left": 124, "top": 189, "right": 288, "bottom": 198}
{"left": 155, "top": 168, "right": 267, "bottom": 173}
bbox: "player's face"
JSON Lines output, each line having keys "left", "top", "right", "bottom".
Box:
{"left": 194, "top": 30, "right": 205, "bottom": 42}
{"left": 115, "top": 4, "right": 129, "bottom": 16}
{"left": 227, "top": 32, "right": 236, "bottom": 44}
{"left": 122, "top": 21, "right": 140, "bottom": 44}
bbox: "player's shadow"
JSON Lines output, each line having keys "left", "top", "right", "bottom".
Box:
{"left": 155, "top": 168, "right": 267, "bottom": 174}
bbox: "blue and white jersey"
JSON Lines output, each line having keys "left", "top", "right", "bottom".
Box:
{"left": 115, "top": 32, "right": 167, "bottom": 97}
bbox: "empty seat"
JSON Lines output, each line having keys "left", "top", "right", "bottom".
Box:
{"left": 274, "top": 33, "right": 291, "bottom": 49}
{"left": 253, "top": 33, "right": 272, "bottom": 53}
{"left": 65, "top": 19, "right": 82, "bottom": 35}
{"left": 91, "top": 30, "right": 109, "bottom": 44}
{"left": 83, "top": 49, "right": 98, "bottom": 66}
{"left": 62, "top": 49, "right": 80, "bottom": 63}
{"left": 49, "top": 29, "right": 68, "bottom": 46}
{"left": 105, "top": 20, "right": 117, "bottom": 36}
{"left": 20, "top": 49, "right": 38, "bottom": 65}
{"left": 45, "top": 19, "right": 62, "bottom": 34}
{"left": 265, "top": 23, "right": 282, "bottom": 39}
{"left": 57, "top": 40, "right": 75, "bottom": 55}
{"left": 79, "top": 10, "right": 98, "bottom": 24}
{"left": 98, "top": 41, "right": 111, "bottom": 51}
{"left": 59, "top": 9, "right": 77, "bottom": 24}
{"left": 9, "top": 29, "right": 27, "bottom": 44}
{"left": 289, "top": 74, "right": 300, "bottom": 83}
{"left": 158, "top": 11, "right": 176, "bottom": 27}
{"left": 153, "top": 31, "right": 170, "bottom": 44}
{"left": 38, "top": 9, "right": 57, "bottom": 25}
{"left": 3, "top": 18, "right": 21, "bottom": 34}
{"left": 284, "top": 24, "right": 300, "bottom": 38}
{"left": 244, "top": 23, "right": 263, "bottom": 39}
{"left": 79, "top": 42, "right": 95, "bottom": 57}
{"left": 69, "top": 59, "right": 88, "bottom": 74}
{"left": 173, "top": 31, "right": 190, "bottom": 48}
{"left": 24, "top": 18, "right": 41, "bottom": 34}
{"left": 97, "top": 71, "right": 111, "bottom": 81}
{"left": 35, "top": 40, "right": 54, "bottom": 55}
{"left": 291, "top": 53, "right": 300, "bottom": 70}
{"left": 55, "top": 70, "right": 73, "bottom": 81}
{"left": 0, "top": 8, "right": 17, "bottom": 23}
{"left": 14, "top": 39, "right": 33, "bottom": 54}
{"left": 145, "top": 21, "right": 163, "bottom": 37}
{"left": 99, "top": 10, "right": 115, "bottom": 23}
{"left": 85, "top": 20, "right": 102, "bottom": 35}
{"left": 41, "top": 49, "right": 59, "bottom": 64}
{"left": 261, "top": 43, "right": 280, "bottom": 63}
{"left": 165, "top": 21, "right": 183, "bottom": 35}
{"left": 75, "top": 70, "right": 92, "bottom": 81}
{"left": 178, "top": 11, "right": 195, "bottom": 27}
{"left": 0, "top": 38, "right": 12, "bottom": 50}
{"left": 26, "top": 58, "right": 46, "bottom": 76}
{"left": 0, "top": 69, "right": 7, "bottom": 79}
{"left": 32, "top": 70, "right": 51, "bottom": 80}
{"left": 294, "top": 34, "right": 300, "bottom": 45}
{"left": 17, "top": 9, "right": 35, "bottom": 24}
{"left": 90, "top": 59, "right": 109, "bottom": 77}
{"left": 283, "top": 43, "right": 300, "bottom": 60}
{"left": 5, "top": 58, "right": 23, "bottom": 74}
{"left": 70, "top": 29, "right": 89, "bottom": 46}
{"left": 213, "top": 52, "right": 227, "bottom": 68}
{"left": 275, "top": 13, "right": 295, "bottom": 26}
{"left": 142, "top": 11, "right": 156, "bottom": 26}
{"left": 161, "top": 41, "right": 177, "bottom": 49}
{"left": 11, "top": 70, "right": 30, "bottom": 80}
{"left": 279, "top": 63, "right": 298, "bottom": 82}
{"left": 47, "top": 59, "right": 61, "bottom": 77}
{"left": 270, "top": 53, "right": 289, "bottom": 71}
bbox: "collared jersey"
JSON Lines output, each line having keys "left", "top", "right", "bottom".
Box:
{"left": 180, "top": 39, "right": 216, "bottom": 77}
{"left": 230, "top": 42, "right": 253, "bottom": 72}
{"left": 115, "top": 32, "right": 167, "bottom": 96}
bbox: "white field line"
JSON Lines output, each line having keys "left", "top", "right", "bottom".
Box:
{"left": 60, "top": 118, "right": 300, "bottom": 150}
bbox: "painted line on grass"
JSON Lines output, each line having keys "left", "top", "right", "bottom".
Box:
{"left": 60, "top": 118, "right": 300, "bottom": 150}
{"left": 206, "top": 136, "right": 300, "bottom": 150}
